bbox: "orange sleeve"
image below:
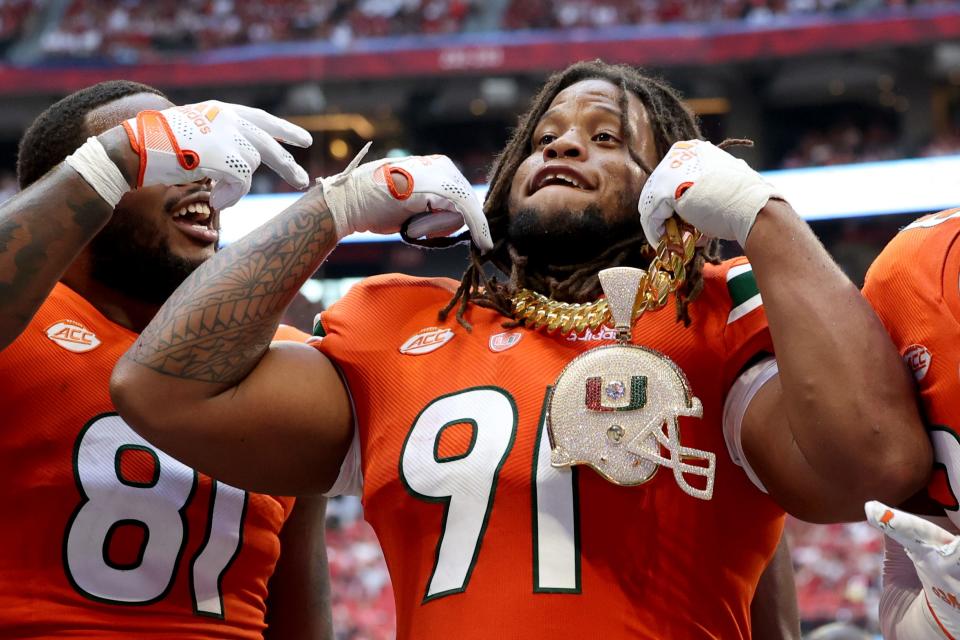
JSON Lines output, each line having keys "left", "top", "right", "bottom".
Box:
{"left": 702, "top": 258, "right": 774, "bottom": 393}
{"left": 315, "top": 274, "right": 457, "bottom": 352}
{"left": 863, "top": 209, "right": 960, "bottom": 349}
{"left": 944, "top": 220, "right": 960, "bottom": 325}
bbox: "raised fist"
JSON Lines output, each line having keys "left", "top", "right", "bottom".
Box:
{"left": 638, "top": 140, "right": 781, "bottom": 247}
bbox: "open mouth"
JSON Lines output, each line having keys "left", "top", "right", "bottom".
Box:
{"left": 170, "top": 197, "right": 218, "bottom": 245}
{"left": 530, "top": 166, "right": 593, "bottom": 194}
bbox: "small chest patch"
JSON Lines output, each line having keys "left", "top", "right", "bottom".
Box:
{"left": 46, "top": 320, "right": 101, "bottom": 353}
{"left": 488, "top": 331, "right": 522, "bottom": 353}
{"left": 400, "top": 327, "right": 454, "bottom": 355}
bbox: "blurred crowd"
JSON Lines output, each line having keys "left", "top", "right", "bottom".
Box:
{"left": 780, "top": 119, "right": 960, "bottom": 168}
{"left": 780, "top": 120, "right": 902, "bottom": 168}
{"left": 33, "top": 0, "right": 953, "bottom": 60}
{"left": 0, "top": 0, "right": 31, "bottom": 52}
{"left": 787, "top": 518, "right": 883, "bottom": 632}
{"left": 325, "top": 497, "right": 395, "bottom": 640}
{"left": 503, "top": 0, "right": 947, "bottom": 31}
{"left": 40, "top": 0, "right": 477, "bottom": 60}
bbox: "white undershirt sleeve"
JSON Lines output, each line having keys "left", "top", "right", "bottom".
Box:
{"left": 320, "top": 355, "right": 364, "bottom": 498}
{"left": 722, "top": 356, "right": 778, "bottom": 493}
{"left": 323, "top": 425, "right": 363, "bottom": 497}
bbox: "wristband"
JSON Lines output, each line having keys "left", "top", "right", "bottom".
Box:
{"left": 678, "top": 169, "right": 777, "bottom": 247}
{"left": 317, "top": 141, "right": 372, "bottom": 239}
{"left": 64, "top": 137, "right": 130, "bottom": 208}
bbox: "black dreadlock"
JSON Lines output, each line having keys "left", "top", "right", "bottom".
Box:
{"left": 438, "top": 60, "right": 731, "bottom": 330}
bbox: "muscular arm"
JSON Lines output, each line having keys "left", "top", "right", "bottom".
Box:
{"left": 740, "top": 200, "right": 931, "bottom": 522}
{"left": 111, "top": 185, "right": 353, "bottom": 494}
{"left": 265, "top": 496, "right": 334, "bottom": 640}
{"left": 0, "top": 128, "right": 134, "bottom": 350}
{"left": 750, "top": 534, "right": 801, "bottom": 640}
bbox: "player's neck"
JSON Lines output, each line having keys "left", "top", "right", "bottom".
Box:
{"left": 61, "top": 261, "right": 161, "bottom": 334}
{"left": 511, "top": 241, "right": 652, "bottom": 304}
{"left": 517, "top": 260, "right": 612, "bottom": 304}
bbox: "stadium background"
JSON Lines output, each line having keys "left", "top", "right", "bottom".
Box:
{"left": 4, "top": 0, "right": 960, "bottom": 636}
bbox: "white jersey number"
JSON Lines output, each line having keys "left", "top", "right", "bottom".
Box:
{"left": 64, "top": 413, "right": 245, "bottom": 617}
{"left": 400, "top": 387, "right": 580, "bottom": 602}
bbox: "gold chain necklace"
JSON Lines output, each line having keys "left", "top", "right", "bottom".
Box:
{"left": 511, "top": 219, "right": 700, "bottom": 335}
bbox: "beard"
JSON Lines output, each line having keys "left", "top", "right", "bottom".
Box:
{"left": 506, "top": 194, "right": 646, "bottom": 269}
{"left": 88, "top": 203, "right": 204, "bottom": 306}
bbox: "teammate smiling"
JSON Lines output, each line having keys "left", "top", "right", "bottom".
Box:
{"left": 0, "top": 81, "right": 330, "bottom": 639}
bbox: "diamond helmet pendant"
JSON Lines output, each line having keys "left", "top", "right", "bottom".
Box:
{"left": 546, "top": 268, "right": 716, "bottom": 500}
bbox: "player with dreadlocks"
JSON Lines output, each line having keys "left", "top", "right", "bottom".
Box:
{"left": 440, "top": 61, "right": 724, "bottom": 328}
{"left": 112, "top": 60, "right": 930, "bottom": 639}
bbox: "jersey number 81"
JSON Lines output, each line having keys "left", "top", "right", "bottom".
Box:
{"left": 64, "top": 413, "right": 246, "bottom": 618}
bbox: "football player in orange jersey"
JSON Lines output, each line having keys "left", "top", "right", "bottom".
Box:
{"left": 112, "top": 60, "right": 930, "bottom": 639}
{"left": 0, "top": 81, "right": 332, "bottom": 639}
{"left": 859, "top": 208, "right": 960, "bottom": 639}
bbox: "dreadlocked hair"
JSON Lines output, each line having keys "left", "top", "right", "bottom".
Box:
{"left": 438, "top": 60, "right": 741, "bottom": 331}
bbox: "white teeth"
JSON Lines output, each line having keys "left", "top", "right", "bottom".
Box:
{"left": 172, "top": 202, "right": 212, "bottom": 222}
{"left": 540, "top": 173, "right": 583, "bottom": 189}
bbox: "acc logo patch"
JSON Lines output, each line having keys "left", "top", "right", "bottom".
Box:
{"left": 400, "top": 327, "right": 454, "bottom": 355}
{"left": 902, "top": 344, "right": 931, "bottom": 381}
{"left": 46, "top": 320, "right": 101, "bottom": 353}
{"left": 489, "top": 331, "right": 521, "bottom": 353}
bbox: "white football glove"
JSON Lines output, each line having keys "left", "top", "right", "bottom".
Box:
{"left": 121, "top": 100, "right": 312, "bottom": 210}
{"left": 318, "top": 143, "right": 493, "bottom": 252}
{"left": 866, "top": 500, "right": 960, "bottom": 638}
{"left": 638, "top": 140, "right": 781, "bottom": 247}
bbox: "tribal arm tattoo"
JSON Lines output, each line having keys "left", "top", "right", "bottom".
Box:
{"left": 0, "top": 164, "right": 114, "bottom": 350}
{"left": 0, "top": 126, "right": 137, "bottom": 350}
{"left": 127, "top": 187, "right": 338, "bottom": 386}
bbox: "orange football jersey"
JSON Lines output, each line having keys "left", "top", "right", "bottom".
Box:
{"left": 0, "top": 283, "right": 303, "bottom": 639}
{"left": 317, "top": 257, "right": 785, "bottom": 640}
{"left": 863, "top": 208, "right": 960, "bottom": 528}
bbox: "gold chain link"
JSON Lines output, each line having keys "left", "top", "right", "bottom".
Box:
{"left": 510, "top": 218, "right": 701, "bottom": 335}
